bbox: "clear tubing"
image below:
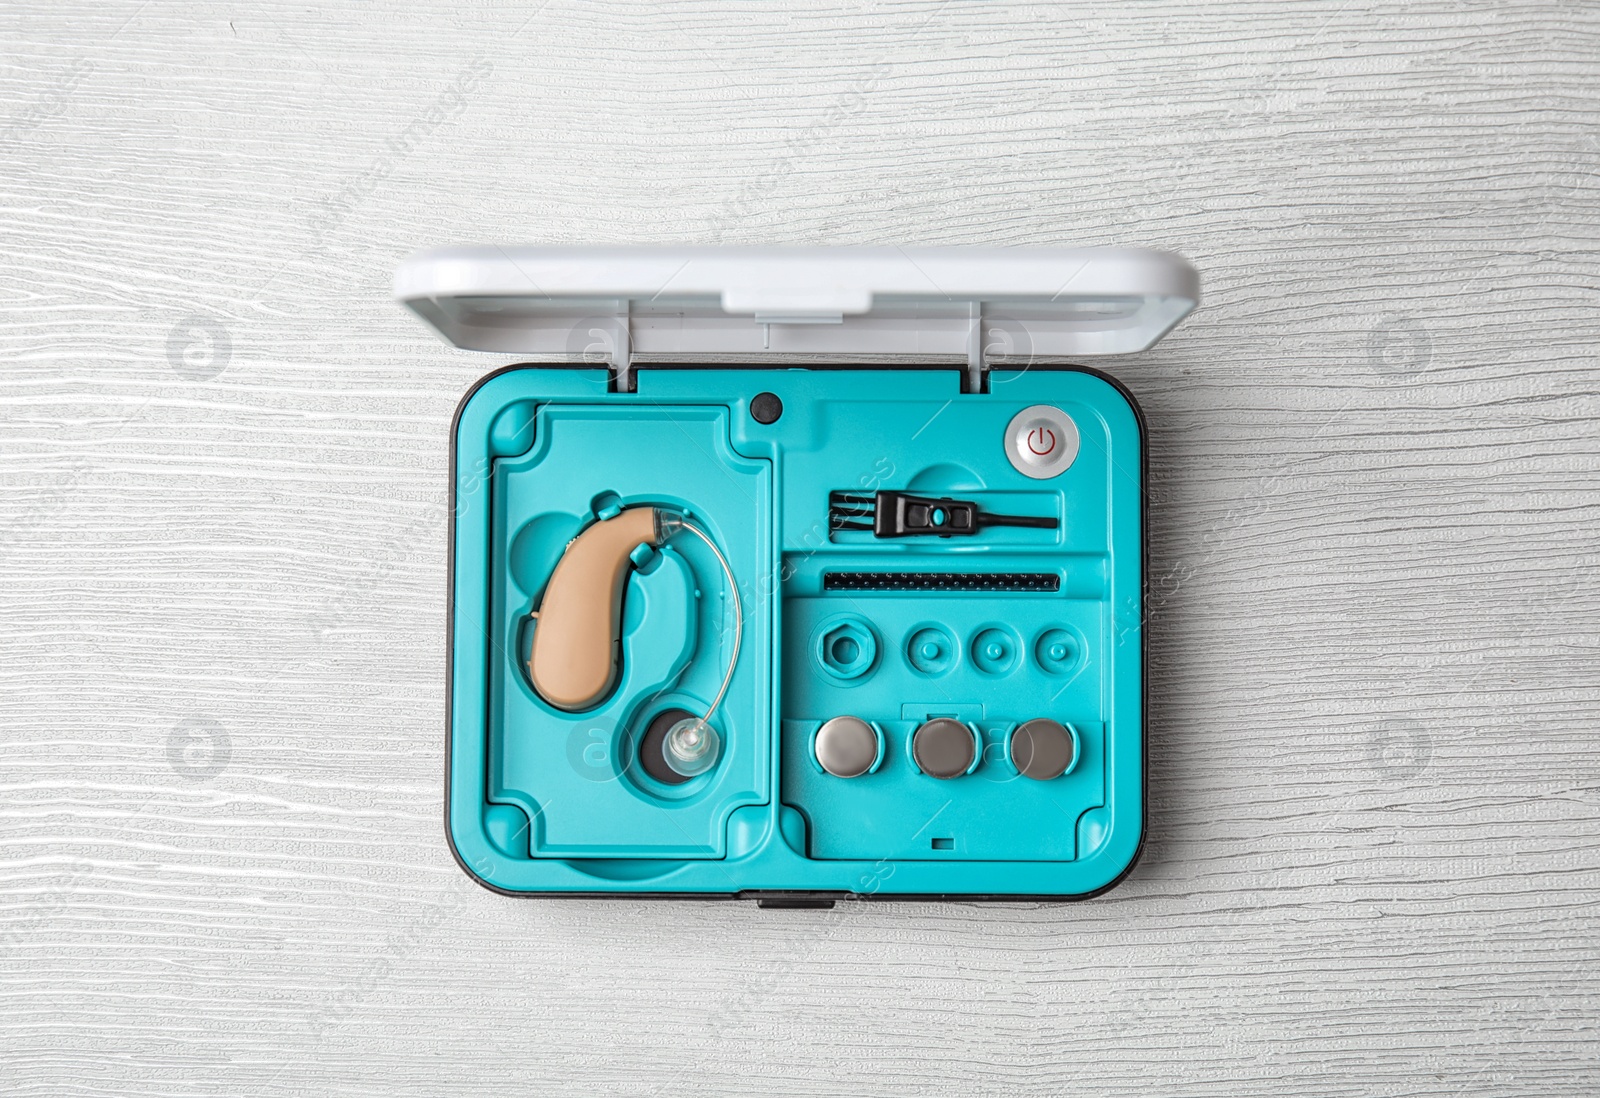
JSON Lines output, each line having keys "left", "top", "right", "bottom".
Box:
{"left": 658, "top": 512, "right": 742, "bottom": 735}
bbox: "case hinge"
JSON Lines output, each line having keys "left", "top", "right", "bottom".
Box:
{"left": 965, "top": 303, "right": 987, "bottom": 393}
{"left": 600, "top": 301, "right": 632, "bottom": 392}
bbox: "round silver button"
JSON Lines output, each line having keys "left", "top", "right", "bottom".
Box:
{"left": 1005, "top": 405, "right": 1079, "bottom": 479}
{"left": 912, "top": 718, "right": 978, "bottom": 779}
{"left": 814, "top": 716, "right": 880, "bottom": 778}
{"left": 1009, "top": 718, "right": 1077, "bottom": 780}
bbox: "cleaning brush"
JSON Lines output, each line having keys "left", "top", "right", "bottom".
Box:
{"left": 827, "top": 490, "right": 1058, "bottom": 539}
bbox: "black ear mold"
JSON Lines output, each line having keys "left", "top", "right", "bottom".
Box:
{"left": 638, "top": 708, "right": 697, "bottom": 786}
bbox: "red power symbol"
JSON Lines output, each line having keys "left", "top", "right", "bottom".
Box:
{"left": 1027, "top": 426, "right": 1056, "bottom": 456}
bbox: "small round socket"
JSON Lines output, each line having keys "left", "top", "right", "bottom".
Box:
{"left": 815, "top": 618, "right": 879, "bottom": 682}
{"left": 906, "top": 625, "right": 957, "bottom": 676}
{"left": 1034, "top": 628, "right": 1081, "bottom": 676}
{"left": 970, "top": 626, "right": 1022, "bottom": 676}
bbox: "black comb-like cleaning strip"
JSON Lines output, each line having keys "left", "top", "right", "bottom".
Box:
{"left": 822, "top": 571, "right": 1060, "bottom": 592}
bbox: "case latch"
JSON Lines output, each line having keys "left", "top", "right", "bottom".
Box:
{"left": 753, "top": 311, "right": 844, "bottom": 352}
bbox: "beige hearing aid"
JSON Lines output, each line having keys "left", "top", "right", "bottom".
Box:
{"left": 528, "top": 506, "right": 663, "bottom": 711}
{"left": 528, "top": 504, "right": 743, "bottom": 744}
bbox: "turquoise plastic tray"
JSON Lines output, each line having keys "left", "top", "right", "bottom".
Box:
{"left": 446, "top": 365, "right": 1145, "bottom": 901}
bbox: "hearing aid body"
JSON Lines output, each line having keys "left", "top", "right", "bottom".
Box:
{"left": 528, "top": 505, "right": 742, "bottom": 733}
{"left": 528, "top": 506, "right": 662, "bottom": 711}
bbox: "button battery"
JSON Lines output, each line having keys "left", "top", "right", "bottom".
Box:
{"left": 814, "top": 716, "right": 880, "bottom": 778}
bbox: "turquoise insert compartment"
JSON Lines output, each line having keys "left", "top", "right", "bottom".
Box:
{"left": 447, "top": 365, "right": 1144, "bottom": 899}
{"left": 491, "top": 403, "right": 771, "bottom": 859}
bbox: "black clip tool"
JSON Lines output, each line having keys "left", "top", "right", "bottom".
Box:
{"left": 828, "top": 490, "right": 1059, "bottom": 539}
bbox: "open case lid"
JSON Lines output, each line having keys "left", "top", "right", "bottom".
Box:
{"left": 394, "top": 246, "right": 1198, "bottom": 381}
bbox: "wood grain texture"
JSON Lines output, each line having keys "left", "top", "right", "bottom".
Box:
{"left": 1, "top": 0, "right": 1597, "bottom": 1094}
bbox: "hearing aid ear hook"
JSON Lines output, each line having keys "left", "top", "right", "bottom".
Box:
{"left": 526, "top": 506, "right": 742, "bottom": 762}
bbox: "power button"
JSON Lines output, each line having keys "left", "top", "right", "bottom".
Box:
{"left": 1004, "top": 405, "right": 1079, "bottom": 479}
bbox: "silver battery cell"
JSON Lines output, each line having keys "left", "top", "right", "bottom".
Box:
{"left": 1010, "top": 718, "right": 1076, "bottom": 780}
{"left": 814, "top": 716, "right": 880, "bottom": 778}
{"left": 912, "top": 718, "right": 978, "bottom": 779}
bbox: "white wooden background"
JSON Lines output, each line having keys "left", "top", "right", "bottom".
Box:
{"left": 2, "top": 1, "right": 1596, "bottom": 1094}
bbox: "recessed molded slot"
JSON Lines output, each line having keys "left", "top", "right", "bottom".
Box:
{"left": 906, "top": 625, "right": 957, "bottom": 677}
{"left": 507, "top": 512, "right": 585, "bottom": 598}
{"left": 970, "top": 626, "right": 1022, "bottom": 676}
{"left": 813, "top": 617, "right": 879, "bottom": 682}
{"left": 488, "top": 400, "right": 538, "bottom": 457}
{"left": 488, "top": 403, "right": 770, "bottom": 860}
{"left": 1034, "top": 627, "right": 1083, "bottom": 676}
